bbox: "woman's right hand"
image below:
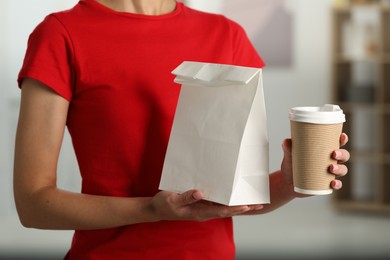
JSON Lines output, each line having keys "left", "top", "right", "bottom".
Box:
{"left": 149, "top": 190, "right": 263, "bottom": 222}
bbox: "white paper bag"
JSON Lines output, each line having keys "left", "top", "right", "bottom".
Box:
{"left": 159, "top": 61, "right": 270, "bottom": 206}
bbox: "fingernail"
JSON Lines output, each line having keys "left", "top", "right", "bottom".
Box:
{"left": 237, "top": 206, "right": 250, "bottom": 213}
{"left": 253, "top": 205, "right": 263, "bottom": 211}
{"left": 331, "top": 164, "right": 339, "bottom": 172}
{"left": 192, "top": 191, "right": 203, "bottom": 200}
{"left": 331, "top": 180, "right": 342, "bottom": 189}
{"left": 333, "top": 150, "right": 342, "bottom": 159}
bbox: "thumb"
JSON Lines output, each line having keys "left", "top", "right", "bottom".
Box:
{"left": 176, "top": 190, "right": 204, "bottom": 206}
{"left": 281, "top": 138, "right": 293, "bottom": 184}
{"left": 282, "top": 138, "right": 292, "bottom": 157}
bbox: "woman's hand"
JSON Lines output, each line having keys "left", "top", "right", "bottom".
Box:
{"left": 281, "top": 133, "right": 350, "bottom": 194}
{"left": 149, "top": 190, "right": 263, "bottom": 222}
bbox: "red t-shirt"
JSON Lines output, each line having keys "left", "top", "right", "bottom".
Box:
{"left": 18, "top": 0, "right": 265, "bottom": 259}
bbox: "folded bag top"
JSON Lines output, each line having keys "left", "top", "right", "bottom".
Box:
{"left": 172, "top": 61, "right": 261, "bottom": 86}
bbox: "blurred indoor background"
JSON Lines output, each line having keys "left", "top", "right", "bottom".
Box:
{"left": 1, "top": 0, "right": 390, "bottom": 259}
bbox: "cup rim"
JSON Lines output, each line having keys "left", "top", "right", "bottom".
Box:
{"left": 289, "top": 104, "right": 345, "bottom": 124}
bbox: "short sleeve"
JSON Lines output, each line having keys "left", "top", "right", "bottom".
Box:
{"left": 18, "top": 14, "right": 75, "bottom": 101}
{"left": 229, "top": 20, "right": 266, "bottom": 69}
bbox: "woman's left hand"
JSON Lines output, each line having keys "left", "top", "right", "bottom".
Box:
{"left": 281, "top": 132, "right": 350, "bottom": 193}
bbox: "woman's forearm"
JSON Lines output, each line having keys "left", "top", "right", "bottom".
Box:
{"left": 15, "top": 185, "right": 157, "bottom": 230}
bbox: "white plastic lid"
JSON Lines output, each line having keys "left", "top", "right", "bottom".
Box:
{"left": 289, "top": 104, "right": 346, "bottom": 124}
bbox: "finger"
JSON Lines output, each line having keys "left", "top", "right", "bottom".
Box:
{"left": 205, "top": 205, "right": 251, "bottom": 219}
{"left": 191, "top": 202, "right": 252, "bottom": 221}
{"left": 249, "top": 204, "right": 264, "bottom": 211}
{"left": 331, "top": 179, "right": 343, "bottom": 190}
{"left": 175, "top": 190, "right": 204, "bottom": 207}
{"left": 242, "top": 204, "right": 264, "bottom": 215}
{"left": 329, "top": 164, "right": 348, "bottom": 177}
{"left": 340, "top": 133, "right": 349, "bottom": 147}
{"left": 332, "top": 149, "right": 350, "bottom": 163}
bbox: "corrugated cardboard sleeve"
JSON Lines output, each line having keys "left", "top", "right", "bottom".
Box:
{"left": 291, "top": 121, "right": 343, "bottom": 191}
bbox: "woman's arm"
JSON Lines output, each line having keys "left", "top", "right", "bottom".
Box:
{"left": 14, "top": 79, "right": 259, "bottom": 230}
{"left": 13, "top": 78, "right": 158, "bottom": 229}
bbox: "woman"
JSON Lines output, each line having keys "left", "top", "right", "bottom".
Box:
{"left": 14, "top": 0, "right": 350, "bottom": 259}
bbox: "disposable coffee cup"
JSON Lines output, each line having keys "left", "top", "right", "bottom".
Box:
{"left": 289, "top": 104, "right": 346, "bottom": 195}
